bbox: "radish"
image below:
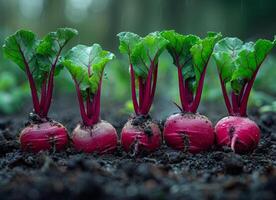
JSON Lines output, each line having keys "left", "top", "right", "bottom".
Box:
{"left": 164, "top": 113, "right": 214, "bottom": 153}
{"left": 121, "top": 115, "right": 161, "bottom": 154}
{"left": 117, "top": 32, "right": 168, "bottom": 154}
{"left": 213, "top": 37, "right": 276, "bottom": 153}
{"left": 20, "top": 119, "right": 68, "bottom": 152}
{"left": 63, "top": 44, "right": 118, "bottom": 154}
{"left": 161, "top": 31, "right": 222, "bottom": 153}
{"left": 3, "top": 28, "right": 78, "bottom": 152}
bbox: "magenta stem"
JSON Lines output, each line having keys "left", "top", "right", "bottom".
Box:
{"left": 39, "top": 74, "right": 48, "bottom": 116}
{"left": 184, "top": 79, "right": 194, "bottom": 105}
{"left": 19, "top": 47, "right": 40, "bottom": 114}
{"left": 145, "top": 63, "right": 158, "bottom": 114}
{"left": 190, "top": 66, "right": 207, "bottom": 113}
{"left": 239, "top": 69, "right": 259, "bottom": 116}
{"left": 86, "top": 90, "right": 93, "bottom": 118}
{"left": 140, "top": 61, "right": 154, "bottom": 115}
{"left": 73, "top": 79, "right": 90, "bottom": 125}
{"left": 218, "top": 74, "right": 233, "bottom": 115}
{"left": 130, "top": 64, "right": 139, "bottom": 115}
{"left": 42, "top": 48, "right": 62, "bottom": 117}
{"left": 91, "top": 78, "right": 102, "bottom": 125}
{"left": 138, "top": 77, "right": 145, "bottom": 108}
{"left": 231, "top": 92, "right": 239, "bottom": 114}
{"left": 237, "top": 84, "right": 246, "bottom": 107}
{"left": 177, "top": 66, "right": 189, "bottom": 111}
{"left": 239, "top": 53, "right": 271, "bottom": 116}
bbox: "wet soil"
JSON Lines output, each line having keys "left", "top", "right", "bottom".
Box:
{"left": 0, "top": 98, "right": 276, "bottom": 200}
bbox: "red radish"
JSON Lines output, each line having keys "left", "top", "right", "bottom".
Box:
{"left": 3, "top": 28, "right": 77, "bottom": 152}
{"left": 117, "top": 32, "right": 167, "bottom": 154}
{"left": 215, "top": 116, "right": 260, "bottom": 154}
{"left": 161, "top": 31, "right": 221, "bottom": 153}
{"left": 164, "top": 113, "right": 214, "bottom": 153}
{"left": 63, "top": 44, "right": 118, "bottom": 154}
{"left": 121, "top": 116, "right": 161, "bottom": 153}
{"left": 20, "top": 121, "right": 68, "bottom": 152}
{"left": 72, "top": 121, "right": 117, "bottom": 154}
{"left": 213, "top": 37, "right": 275, "bottom": 153}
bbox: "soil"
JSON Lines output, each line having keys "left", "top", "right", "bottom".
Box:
{"left": 0, "top": 95, "right": 276, "bottom": 200}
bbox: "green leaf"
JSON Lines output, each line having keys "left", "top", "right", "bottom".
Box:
{"left": 117, "top": 32, "right": 141, "bottom": 55}
{"left": 162, "top": 30, "right": 222, "bottom": 91}
{"left": 63, "top": 44, "right": 115, "bottom": 95}
{"left": 213, "top": 37, "right": 275, "bottom": 93}
{"left": 35, "top": 28, "right": 78, "bottom": 85}
{"left": 118, "top": 31, "right": 168, "bottom": 79}
{"left": 190, "top": 32, "right": 222, "bottom": 87}
{"left": 3, "top": 30, "right": 38, "bottom": 71}
{"left": 2, "top": 28, "right": 78, "bottom": 90}
{"left": 162, "top": 30, "right": 200, "bottom": 66}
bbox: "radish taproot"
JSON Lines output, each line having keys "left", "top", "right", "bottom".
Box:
{"left": 161, "top": 31, "right": 222, "bottom": 153}
{"left": 213, "top": 37, "right": 276, "bottom": 153}
{"left": 63, "top": 44, "right": 118, "bottom": 154}
{"left": 3, "top": 28, "right": 78, "bottom": 152}
{"left": 117, "top": 32, "right": 168, "bottom": 154}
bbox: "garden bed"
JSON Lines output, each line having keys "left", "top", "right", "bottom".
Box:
{"left": 0, "top": 98, "right": 275, "bottom": 200}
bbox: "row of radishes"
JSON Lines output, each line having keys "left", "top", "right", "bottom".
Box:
{"left": 2, "top": 28, "right": 275, "bottom": 154}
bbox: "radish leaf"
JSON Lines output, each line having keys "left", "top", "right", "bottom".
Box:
{"left": 213, "top": 37, "right": 276, "bottom": 93}
{"left": 3, "top": 28, "right": 78, "bottom": 88}
{"left": 63, "top": 44, "right": 115, "bottom": 94}
{"left": 118, "top": 31, "right": 168, "bottom": 79}
{"left": 162, "top": 30, "right": 221, "bottom": 91}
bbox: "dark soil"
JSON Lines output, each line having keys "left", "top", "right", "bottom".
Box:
{"left": 0, "top": 97, "right": 276, "bottom": 200}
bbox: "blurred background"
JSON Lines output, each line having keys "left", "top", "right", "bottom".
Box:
{"left": 0, "top": 0, "right": 276, "bottom": 123}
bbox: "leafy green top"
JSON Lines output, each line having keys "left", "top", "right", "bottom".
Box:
{"left": 63, "top": 44, "right": 115, "bottom": 94}
{"left": 117, "top": 31, "right": 168, "bottom": 78}
{"left": 3, "top": 28, "right": 78, "bottom": 88}
{"left": 161, "top": 30, "right": 222, "bottom": 91}
{"left": 213, "top": 37, "right": 276, "bottom": 93}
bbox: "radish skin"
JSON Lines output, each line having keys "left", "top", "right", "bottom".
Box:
{"left": 215, "top": 116, "right": 260, "bottom": 154}
{"left": 20, "top": 121, "right": 68, "bottom": 152}
{"left": 164, "top": 113, "right": 214, "bottom": 153}
{"left": 72, "top": 120, "right": 118, "bottom": 154}
{"left": 121, "top": 118, "right": 161, "bottom": 154}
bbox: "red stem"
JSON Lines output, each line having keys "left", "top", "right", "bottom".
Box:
{"left": 91, "top": 78, "right": 102, "bottom": 125}
{"left": 86, "top": 90, "right": 93, "bottom": 118}
{"left": 138, "top": 77, "right": 145, "bottom": 108}
{"left": 237, "top": 84, "right": 246, "bottom": 106}
{"left": 177, "top": 66, "right": 189, "bottom": 111}
{"left": 74, "top": 79, "right": 90, "bottom": 125}
{"left": 184, "top": 79, "right": 194, "bottom": 105}
{"left": 190, "top": 66, "right": 207, "bottom": 113}
{"left": 140, "top": 61, "right": 154, "bottom": 115}
{"left": 42, "top": 48, "right": 62, "bottom": 117}
{"left": 130, "top": 64, "right": 139, "bottom": 115}
{"left": 239, "top": 53, "right": 271, "bottom": 116}
{"left": 239, "top": 69, "right": 259, "bottom": 116}
{"left": 39, "top": 74, "right": 48, "bottom": 117}
{"left": 231, "top": 92, "right": 239, "bottom": 114}
{"left": 218, "top": 74, "right": 233, "bottom": 115}
{"left": 91, "top": 94, "right": 97, "bottom": 115}
{"left": 18, "top": 47, "right": 40, "bottom": 114}
{"left": 145, "top": 63, "right": 158, "bottom": 114}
